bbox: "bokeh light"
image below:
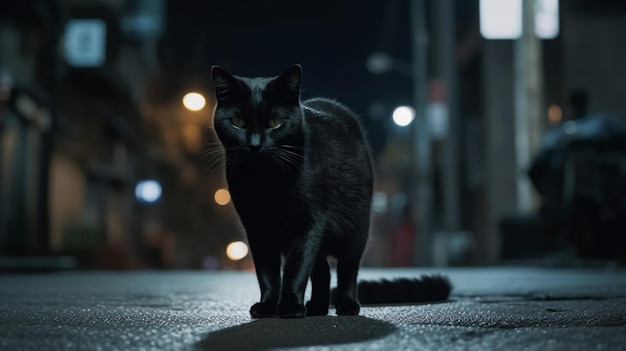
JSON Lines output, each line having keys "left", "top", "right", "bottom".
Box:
{"left": 392, "top": 106, "right": 415, "bottom": 127}
{"left": 372, "top": 191, "right": 389, "bottom": 213}
{"left": 226, "top": 241, "right": 249, "bottom": 261}
{"left": 135, "top": 180, "right": 162, "bottom": 203}
{"left": 214, "top": 188, "right": 231, "bottom": 206}
{"left": 547, "top": 104, "right": 562, "bottom": 125}
{"left": 182, "top": 92, "right": 206, "bottom": 111}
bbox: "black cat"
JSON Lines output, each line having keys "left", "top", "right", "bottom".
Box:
{"left": 210, "top": 65, "right": 450, "bottom": 318}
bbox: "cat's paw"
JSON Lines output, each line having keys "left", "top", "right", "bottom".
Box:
{"left": 305, "top": 300, "right": 329, "bottom": 316}
{"left": 250, "top": 302, "right": 277, "bottom": 318}
{"left": 335, "top": 299, "right": 360, "bottom": 316}
{"left": 277, "top": 300, "right": 306, "bottom": 318}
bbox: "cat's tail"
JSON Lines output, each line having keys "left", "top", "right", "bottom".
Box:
{"left": 331, "top": 275, "right": 452, "bottom": 305}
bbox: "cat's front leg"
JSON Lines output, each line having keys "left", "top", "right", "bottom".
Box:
{"left": 277, "top": 236, "right": 319, "bottom": 318}
{"left": 247, "top": 235, "right": 282, "bottom": 318}
{"left": 277, "top": 264, "right": 309, "bottom": 318}
{"left": 305, "top": 255, "right": 331, "bottom": 316}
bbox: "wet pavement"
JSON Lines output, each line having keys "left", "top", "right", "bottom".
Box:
{"left": 1, "top": 267, "right": 625, "bottom": 350}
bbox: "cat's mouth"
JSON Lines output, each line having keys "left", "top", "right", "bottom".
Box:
{"left": 233, "top": 146, "right": 270, "bottom": 159}
{"left": 226, "top": 145, "right": 303, "bottom": 171}
{"left": 247, "top": 145, "right": 263, "bottom": 154}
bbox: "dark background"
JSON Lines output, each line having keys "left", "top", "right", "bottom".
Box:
{"left": 1, "top": 0, "right": 625, "bottom": 271}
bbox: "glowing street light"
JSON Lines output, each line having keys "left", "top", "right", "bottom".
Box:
{"left": 366, "top": 52, "right": 412, "bottom": 77}
{"left": 392, "top": 106, "right": 415, "bottom": 127}
{"left": 135, "top": 180, "right": 162, "bottom": 203}
{"left": 214, "top": 188, "right": 231, "bottom": 206}
{"left": 182, "top": 92, "right": 206, "bottom": 111}
{"left": 226, "top": 241, "right": 249, "bottom": 261}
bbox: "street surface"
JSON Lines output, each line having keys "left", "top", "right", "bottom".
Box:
{"left": 1, "top": 267, "right": 625, "bottom": 350}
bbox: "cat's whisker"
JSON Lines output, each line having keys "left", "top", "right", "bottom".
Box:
{"left": 277, "top": 149, "right": 304, "bottom": 163}
{"left": 266, "top": 151, "right": 290, "bottom": 174}
{"left": 270, "top": 154, "right": 291, "bottom": 175}
{"left": 200, "top": 155, "right": 224, "bottom": 171}
{"left": 202, "top": 141, "right": 223, "bottom": 146}
{"left": 224, "top": 154, "right": 238, "bottom": 171}
{"left": 224, "top": 152, "right": 243, "bottom": 172}
{"left": 277, "top": 153, "right": 302, "bottom": 170}
{"left": 272, "top": 150, "right": 303, "bottom": 173}
{"left": 201, "top": 145, "right": 245, "bottom": 173}
{"left": 276, "top": 145, "right": 303, "bottom": 152}
{"left": 275, "top": 146, "right": 304, "bottom": 159}
{"left": 277, "top": 149, "right": 304, "bottom": 160}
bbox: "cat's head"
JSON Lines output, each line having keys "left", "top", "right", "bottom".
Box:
{"left": 211, "top": 65, "right": 304, "bottom": 155}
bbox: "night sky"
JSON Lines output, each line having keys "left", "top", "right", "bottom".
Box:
{"left": 157, "top": 0, "right": 423, "bottom": 153}
{"left": 160, "top": 0, "right": 411, "bottom": 92}
{"left": 156, "top": 0, "right": 480, "bottom": 154}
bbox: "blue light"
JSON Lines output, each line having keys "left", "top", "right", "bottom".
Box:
{"left": 135, "top": 180, "right": 162, "bottom": 203}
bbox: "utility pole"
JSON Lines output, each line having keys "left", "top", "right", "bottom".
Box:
{"left": 514, "top": 0, "right": 544, "bottom": 212}
{"left": 410, "top": 0, "right": 432, "bottom": 266}
{"left": 434, "top": 0, "right": 461, "bottom": 236}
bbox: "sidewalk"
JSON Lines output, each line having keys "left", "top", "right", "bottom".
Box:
{"left": 1, "top": 267, "right": 625, "bottom": 350}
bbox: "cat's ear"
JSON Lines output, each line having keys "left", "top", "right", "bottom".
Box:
{"left": 211, "top": 66, "right": 240, "bottom": 103}
{"left": 274, "top": 64, "right": 301, "bottom": 101}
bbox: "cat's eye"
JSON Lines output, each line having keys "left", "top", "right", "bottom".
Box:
{"left": 231, "top": 117, "right": 246, "bottom": 129}
{"left": 268, "top": 118, "right": 283, "bottom": 129}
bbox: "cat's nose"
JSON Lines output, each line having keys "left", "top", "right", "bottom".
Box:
{"left": 248, "top": 133, "right": 262, "bottom": 153}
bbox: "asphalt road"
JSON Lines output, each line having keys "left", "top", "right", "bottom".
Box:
{"left": 1, "top": 267, "right": 625, "bottom": 350}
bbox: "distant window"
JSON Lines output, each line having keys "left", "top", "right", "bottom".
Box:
{"left": 480, "top": 0, "right": 559, "bottom": 39}
{"left": 64, "top": 19, "right": 107, "bottom": 67}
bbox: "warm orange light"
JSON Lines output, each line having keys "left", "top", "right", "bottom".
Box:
{"left": 226, "top": 241, "right": 249, "bottom": 261}
{"left": 183, "top": 92, "right": 206, "bottom": 111}
{"left": 547, "top": 104, "right": 562, "bottom": 125}
{"left": 214, "top": 188, "right": 231, "bottom": 206}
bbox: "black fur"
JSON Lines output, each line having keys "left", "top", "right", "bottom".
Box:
{"left": 210, "top": 65, "right": 450, "bottom": 318}
{"left": 332, "top": 276, "right": 452, "bottom": 305}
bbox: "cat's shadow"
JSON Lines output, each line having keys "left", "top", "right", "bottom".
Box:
{"left": 197, "top": 316, "right": 397, "bottom": 351}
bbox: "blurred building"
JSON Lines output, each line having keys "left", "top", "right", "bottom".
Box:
{"left": 0, "top": 0, "right": 62, "bottom": 263}
{"left": 478, "top": 0, "right": 626, "bottom": 263}
{"left": 0, "top": 0, "right": 240, "bottom": 270}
